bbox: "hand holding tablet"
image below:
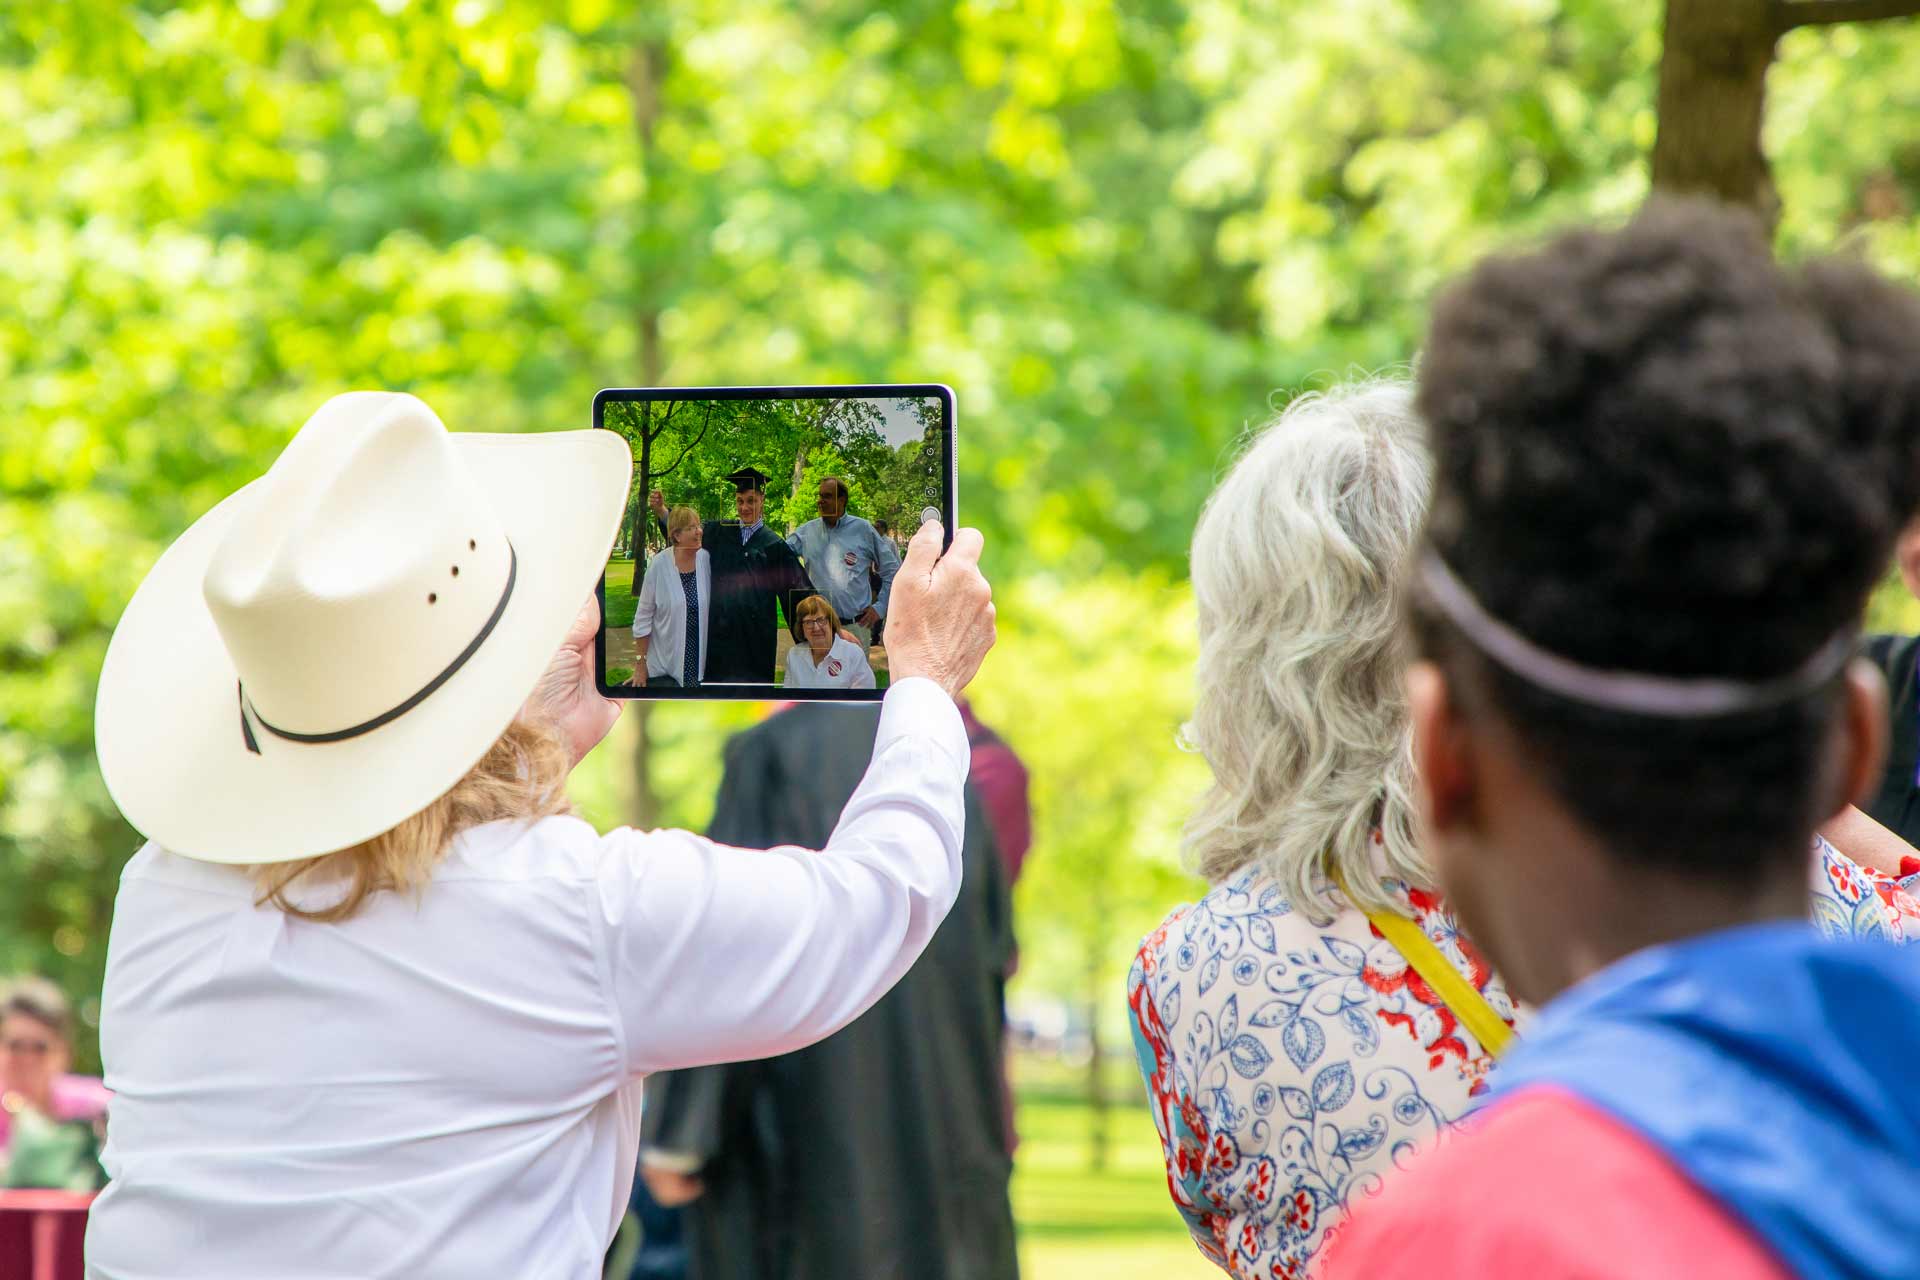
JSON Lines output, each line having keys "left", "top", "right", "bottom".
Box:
{"left": 884, "top": 521, "right": 994, "bottom": 699}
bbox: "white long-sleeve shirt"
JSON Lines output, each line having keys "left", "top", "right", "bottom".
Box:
{"left": 86, "top": 678, "right": 968, "bottom": 1280}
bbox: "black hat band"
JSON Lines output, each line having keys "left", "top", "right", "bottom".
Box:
{"left": 238, "top": 541, "right": 518, "bottom": 755}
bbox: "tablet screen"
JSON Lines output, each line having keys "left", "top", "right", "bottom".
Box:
{"left": 593, "top": 384, "right": 955, "bottom": 701}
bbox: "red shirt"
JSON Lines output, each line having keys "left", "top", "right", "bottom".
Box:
{"left": 958, "top": 700, "right": 1031, "bottom": 886}
{"left": 1319, "top": 1086, "right": 1789, "bottom": 1279}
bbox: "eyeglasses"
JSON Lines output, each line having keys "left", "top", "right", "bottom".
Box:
{"left": 3, "top": 1039, "right": 51, "bottom": 1056}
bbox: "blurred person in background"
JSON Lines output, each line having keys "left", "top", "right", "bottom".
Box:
{"left": 870, "top": 519, "right": 893, "bottom": 647}
{"left": 0, "top": 976, "right": 109, "bottom": 1190}
{"left": 1325, "top": 201, "right": 1920, "bottom": 1278}
{"left": 614, "top": 1176, "right": 688, "bottom": 1280}
{"left": 1128, "top": 372, "right": 1920, "bottom": 1280}
{"left": 960, "top": 698, "right": 1031, "bottom": 892}
{"left": 629, "top": 504, "right": 710, "bottom": 689}
{"left": 958, "top": 696, "right": 1032, "bottom": 1154}
{"left": 636, "top": 701, "right": 1018, "bottom": 1280}
{"left": 85, "top": 392, "right": 995, "bottom": 1279}
{"left": 1858, "top": 521, "right": 1920, "bottom": 848}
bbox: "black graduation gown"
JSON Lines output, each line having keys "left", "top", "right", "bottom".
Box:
{"left": 640, "top": 706, "right": 1019, "bottom": 1280}
{"left": 646, "top": 518, "right": 814, "bottom": 685}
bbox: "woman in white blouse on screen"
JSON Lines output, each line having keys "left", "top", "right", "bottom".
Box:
{"left": 85, "top": 392, "right": 995, "bottom": 1280}
{"left": 631, "top": 504, "right": 711, "bottom": 688}
{"left": 785, "top": 593, "right": 876, "bottom": 690}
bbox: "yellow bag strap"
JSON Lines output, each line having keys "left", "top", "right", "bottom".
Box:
{"left": 1334, "top": 871, "right": 1516, "bottom": 1058}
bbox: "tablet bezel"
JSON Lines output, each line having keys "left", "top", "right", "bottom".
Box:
{"left": 592, "top": 383, "right": 957, "bottom": 702}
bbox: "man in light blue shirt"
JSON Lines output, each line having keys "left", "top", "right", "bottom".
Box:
{"left": 787, "top": 476, "right": 901, "bottom": 649}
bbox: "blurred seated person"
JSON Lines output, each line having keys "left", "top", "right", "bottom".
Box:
{"left": 1, "top": 977, "right": 109, "bottom": 1190}
{"left": 630, "top": 505, "right": 710, "bottom": 689}
{"left": 784, "top": 595, "right": 875, "bottom": 690}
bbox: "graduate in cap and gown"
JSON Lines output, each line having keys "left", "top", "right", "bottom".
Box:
{"left": 649, "top": 466, "right": 814, "bottom": 686}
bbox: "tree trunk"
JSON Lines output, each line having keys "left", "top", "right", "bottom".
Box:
{"left": 1085, "top": 939, "right": 1109, "bottom": 1172}
{"left": 630, "top": 403, "right": 653, "bottom": 596}
{"left": 1650, "top": 0, "right": 1783, "bottom": 221}
{"left": 628, "top": 37, "right": 668, "bottom": 832}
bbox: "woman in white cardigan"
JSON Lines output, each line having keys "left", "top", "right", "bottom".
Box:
{"left": 632, "top": 505, "right": 711, "bottom": 688}
{"left": 86, "top": 392, "right": 996, "bottom": 1280}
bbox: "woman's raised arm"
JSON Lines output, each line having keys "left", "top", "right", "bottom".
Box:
{"left": 595, "top": 677, "right": 968, "bottom": 1073}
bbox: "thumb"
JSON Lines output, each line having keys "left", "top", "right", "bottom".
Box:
{"left": 901, "top": 518, "right": 945, "bottom": 580}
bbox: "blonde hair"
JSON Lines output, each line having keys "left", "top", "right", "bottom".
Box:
{"left": 251, "top": 719, "right": 572, "bottom": 923}
{"left": 667, "top": 505, "right": 700, "bottom": 542}
{"left": 795, "top": 593, "right": 842, "bottom": 637}
{"left": 1182, "top": 377, "right": 1434, "bottom": 924}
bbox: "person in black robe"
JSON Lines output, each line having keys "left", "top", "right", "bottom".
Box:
{"left": 636, "top": 704, "right": 1019, "bottom": 1280}
{"left": 644, "top": 467, "right": 814, "bottom": 685}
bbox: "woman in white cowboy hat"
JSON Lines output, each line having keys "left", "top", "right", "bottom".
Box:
{"left": 84, "top": 392, "right": 995, "bottom": 1279}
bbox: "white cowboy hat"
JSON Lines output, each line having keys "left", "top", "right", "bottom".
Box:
{"left": 95, "top": 392, "right": 631, "bottom": 865}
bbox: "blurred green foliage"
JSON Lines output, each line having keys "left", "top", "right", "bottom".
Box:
{"left": 6, "top": 1, "right": 1920, "bottom": 1073}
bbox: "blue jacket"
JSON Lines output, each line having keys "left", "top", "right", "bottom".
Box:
{"left": 1489, "top": 922, "right": 1920, "bottom": 1279}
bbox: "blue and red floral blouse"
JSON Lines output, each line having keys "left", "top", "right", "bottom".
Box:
{"left": 1126, "top": 837, "right": 1920, "bottom": 1280}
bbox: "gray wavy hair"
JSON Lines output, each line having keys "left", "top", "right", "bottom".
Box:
{"left": 1181, "top": 377, "right": 1434, "bottom": 923}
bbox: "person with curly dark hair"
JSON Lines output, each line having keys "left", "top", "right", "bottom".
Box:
{"left": 1324, "top": 200, "right": 1920, "bottom": 1280}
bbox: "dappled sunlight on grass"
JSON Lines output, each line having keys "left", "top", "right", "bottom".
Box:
{"left": 1011, "top": 1055, "right": 1219, "bottom": 1277}
{"left": 1022, "top": 1236, "right": 1217, "bottom": 1279}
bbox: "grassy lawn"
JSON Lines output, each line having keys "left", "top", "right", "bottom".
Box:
{"left": 604, "top": 559, "right": 638, "bottom": 630}
{"left": 1011, "top": 1056, "right": 1216, "bottom": 1280}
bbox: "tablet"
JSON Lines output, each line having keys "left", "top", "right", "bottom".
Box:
{"left": 593, "top": 384, "right": 955, "bottom": 701}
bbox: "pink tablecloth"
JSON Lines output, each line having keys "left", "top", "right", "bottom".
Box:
{"left": 0, "top": 1190, "right": 94, "bottom": 1280}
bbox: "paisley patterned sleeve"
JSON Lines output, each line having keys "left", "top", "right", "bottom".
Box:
{"left": 1899, "top": 859, "right": 1920, "bottom": 896}
{"left": 1127, "top": 910, "right": 1228, "bottom": 1268}
{"left": 1809, "top": 835, "right": 1920, "bottom": 944}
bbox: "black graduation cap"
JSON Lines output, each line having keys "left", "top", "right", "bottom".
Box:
{"left": 726, "top": 465, "right": 771, "bottom": 493}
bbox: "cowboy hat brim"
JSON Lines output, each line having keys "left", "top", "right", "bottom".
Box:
{"left": 95, "top": 428, "right": 632, "bottom": 865}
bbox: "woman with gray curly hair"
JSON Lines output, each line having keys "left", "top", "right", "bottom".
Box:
{"left": 1126, "top": 378, "right": 1505, "bottom": 1280}
{"left": 1126, "top": 377, "right": 1920, "bottom": 1280}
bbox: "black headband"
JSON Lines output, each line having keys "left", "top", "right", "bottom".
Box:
{"left": 1416, "top": 551, "right": 1853, "bottom": 718}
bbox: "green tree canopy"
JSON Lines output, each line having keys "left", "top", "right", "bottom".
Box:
{"left": 7, "top": 0, "right": 1920, "bottom": 1062}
